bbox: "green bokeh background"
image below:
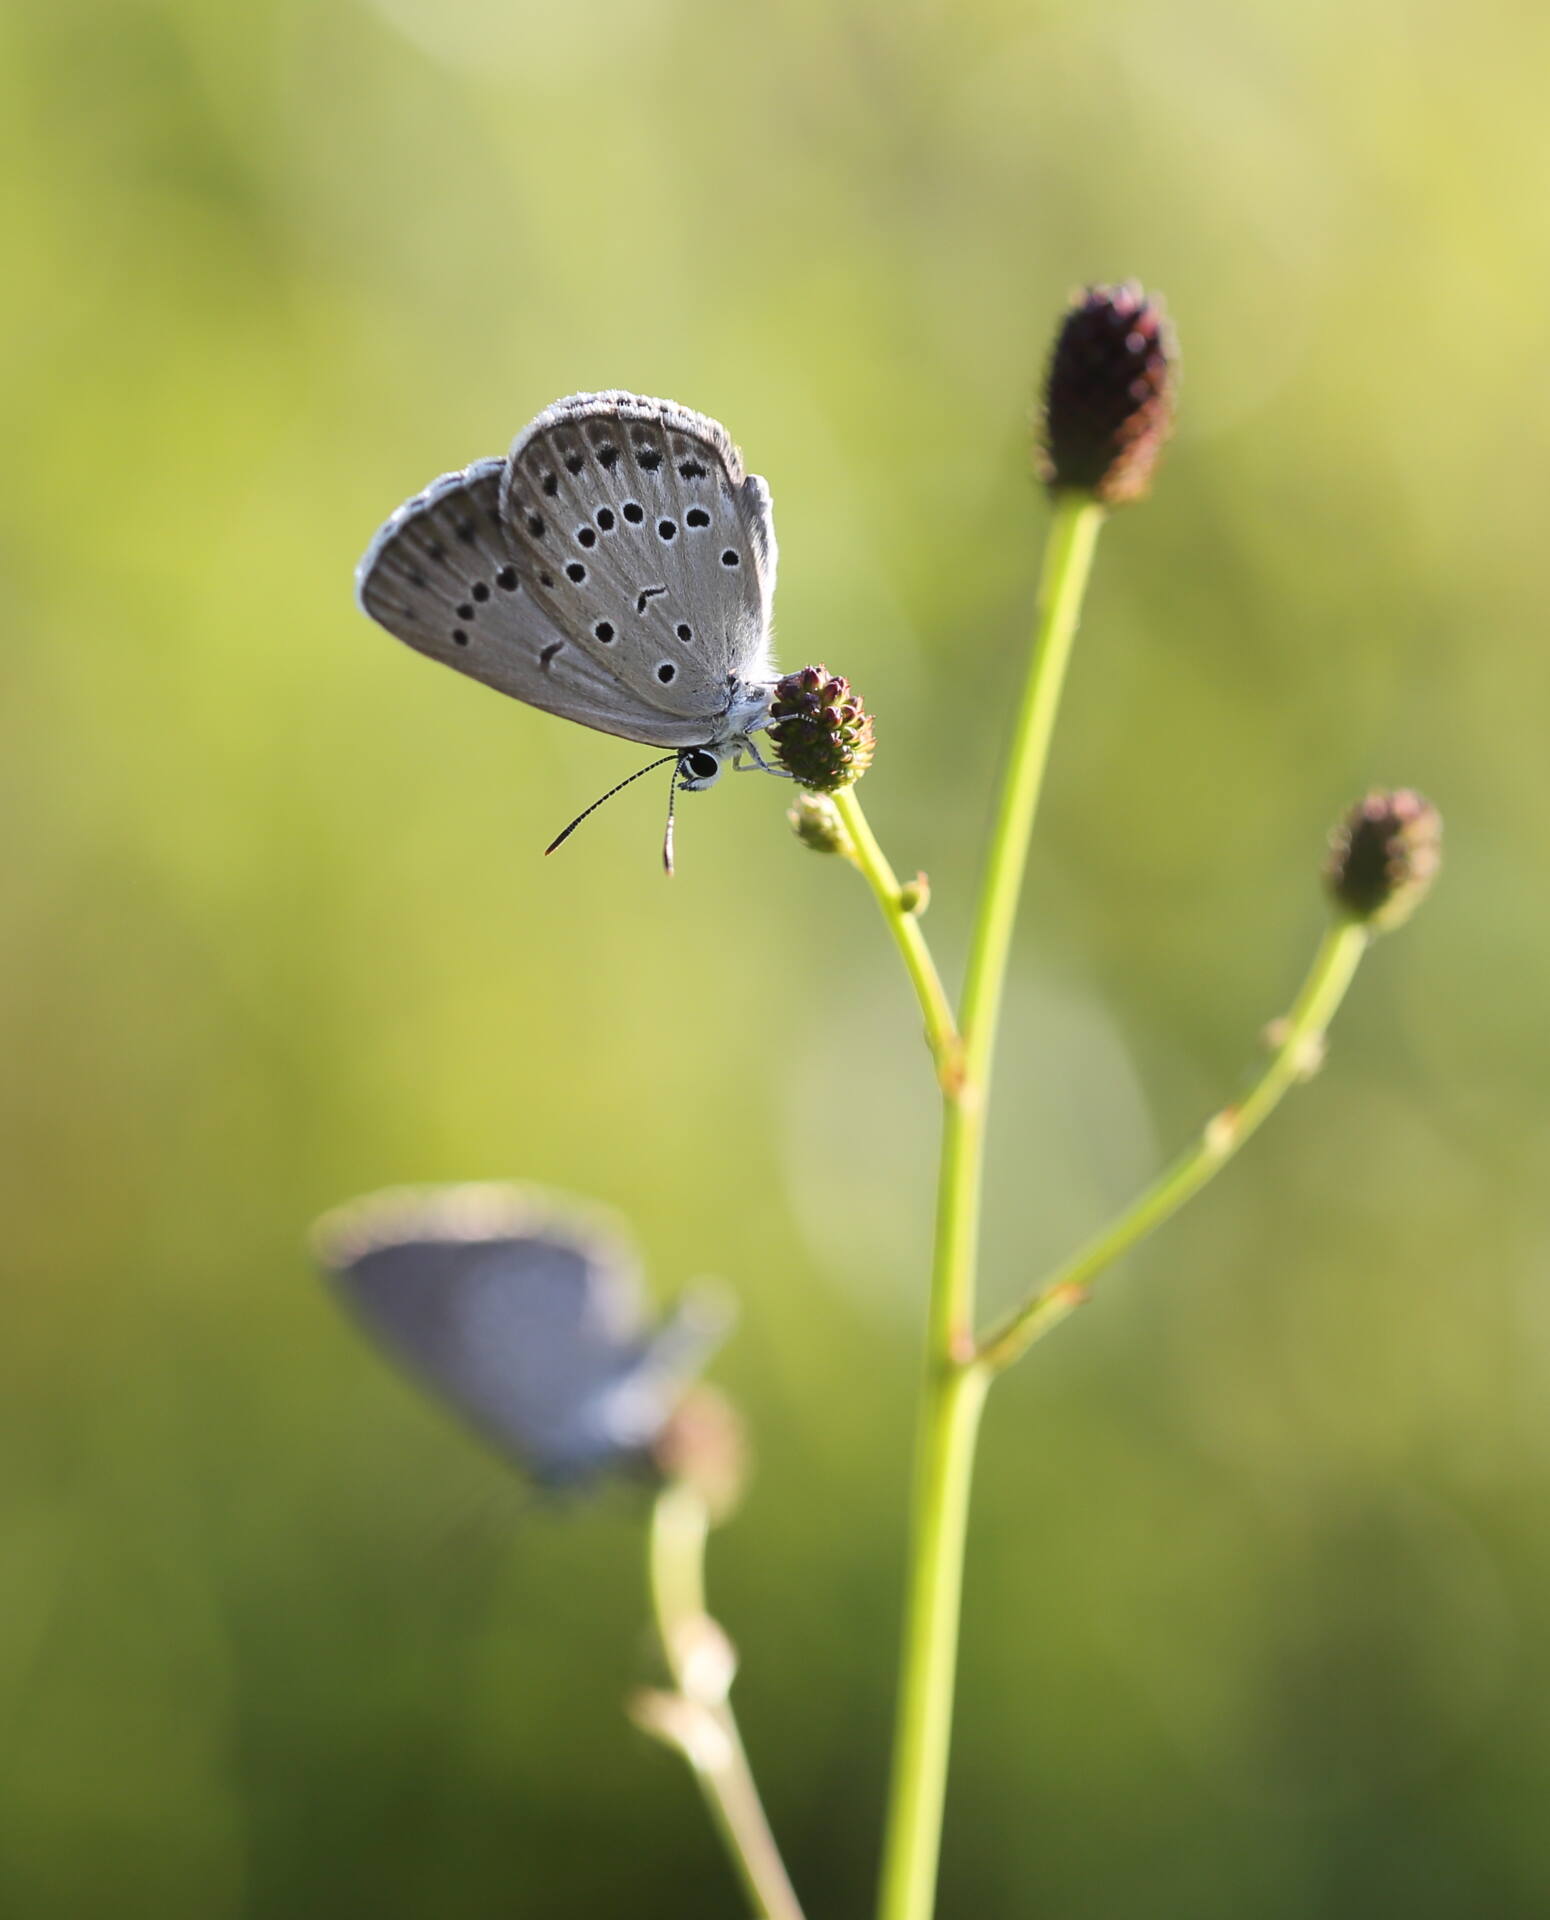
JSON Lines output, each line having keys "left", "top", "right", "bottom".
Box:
{"left": 4, "top": 0, "right": 1546, "bottom": 1913}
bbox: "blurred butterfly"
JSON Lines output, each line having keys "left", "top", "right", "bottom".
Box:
{"left": 314, "top": 1183, "right": 732, "bottom": 1487}
{"left": 355, "top": 392, "right": 782, "bottom": 870}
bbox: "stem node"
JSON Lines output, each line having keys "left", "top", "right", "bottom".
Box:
{"left": 946, "top": 1331, "right": 979, "bottom": 1370}
{"left": 936, "top": 1042, "right": 969, "bottom": 1102}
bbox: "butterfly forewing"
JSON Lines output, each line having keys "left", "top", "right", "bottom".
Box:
{"left": 356, "top": 459, "right": 706, "bottom": 749}
{"left": 500, "top": 393, "right": 777, "bottom": 727}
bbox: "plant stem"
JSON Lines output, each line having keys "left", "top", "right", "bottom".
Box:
{"left": 644, "top": 1485, "right": 806, "bottom": 1920}
{"left": 874, "top": 1358, "right": 988, "bottom": 1919}
{"left": 876, "top": 491, "right": 1107, "bottom": 1920}
{"left": 651, "top": 1478, "right": 712, "bottom": 1627}
{"left": 977, "top": 917, "right": 1370, "bottom": 1372}
{"left": 959, "top": 494, "right": 1107, "bottom": 1097}
{"left": 831, "top": 787, "right": 960, "bottom": 1083}
{"left": 931, "top": 493, "right": 1107, "bottom": 1362}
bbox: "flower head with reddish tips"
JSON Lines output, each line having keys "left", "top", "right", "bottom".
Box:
{"left": 768, "top": 665, "right": 876, "bottom": 793}
{"left": 1040, "top": 283, "right": 1177, "bottom": 505}
{"left": 1325, "top": 789, "right": 1442, "bottom": 932}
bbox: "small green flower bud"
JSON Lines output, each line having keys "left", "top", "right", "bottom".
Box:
{"left": 768, "top": 664, "right": 876, "bottom": 792}
{"left": 1040, "top": 282, "right": 1177, "bottom": 505}
{"left": 1325, "top": 789, "right": 1442, "bottom": 931}
{"left": 787, "top": 789, "right": 851, "bottom": 855}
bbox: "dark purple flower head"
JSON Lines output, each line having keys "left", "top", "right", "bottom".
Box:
{"left": 1040, "top": 283, "right": 1177, "bottom": 505}
{"left": 768, "top": 665, "right": 875, "bottom": 793}
{"left": 1325, "top": 789, "right": 1442, "bottom": 932}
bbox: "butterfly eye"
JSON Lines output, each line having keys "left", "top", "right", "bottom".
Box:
{"left": 685, "top": 750, "right": 720, "bottom": 783}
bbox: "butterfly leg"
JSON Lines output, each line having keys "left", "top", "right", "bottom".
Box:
{"left": 732, "top": 733, "right": 794, "bottom": 779}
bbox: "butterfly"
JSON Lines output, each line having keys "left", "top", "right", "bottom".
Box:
{"left": 355, "top": 392, "right": 782, "bottom": 869}
{"left": 314, "top": 1183, "right": 731, "bottom": 1487}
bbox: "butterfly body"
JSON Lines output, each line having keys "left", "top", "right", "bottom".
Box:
{"left": 356, "top": 393, "right": 779, "bottom": 795}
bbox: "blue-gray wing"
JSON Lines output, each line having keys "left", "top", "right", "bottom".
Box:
{"left": 315, "top": 1184, "right": 656, "bottom": 1480}
{"left": 355, "top": 460, "right": 707, "bottom": 750}
{"left": 502, "top": 393, "right": 778, "bottom": 721}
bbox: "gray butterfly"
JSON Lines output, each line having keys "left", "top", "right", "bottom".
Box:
{"left": 355, "top": 392, "right": 781, "bottom": 867}
{"left": 314, "top": 1183, "right": 731, "bottom": 1486}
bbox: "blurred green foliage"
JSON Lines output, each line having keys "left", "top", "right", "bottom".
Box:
{"left": 3, "top": 0, "right": 1548, "bottom": 1913}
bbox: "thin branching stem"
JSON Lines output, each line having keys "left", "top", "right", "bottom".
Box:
{"left": 831, "top": 788, "right": 960, "bottom": 1083}
{"left": 977, "top": 918, "right": 1370, "bottom": 1371}
{"left": 829, "top": 495, "right": 1367, "bottom": 1920}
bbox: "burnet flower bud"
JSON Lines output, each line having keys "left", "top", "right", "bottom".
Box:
{"left": 1040, "top": 283, "right": 1177, "bottom": 505}
{"left": 787, "top": 789, "right": 851, "bottom": 856}
{"left": 651, "top": 1384, "right": 749, "bottom": 1525}
{"left": 768, "top": 665, "right": 876, "bottom": 792}
{"left": 1325, "top": 789, "right": 1442, "bottom": 932}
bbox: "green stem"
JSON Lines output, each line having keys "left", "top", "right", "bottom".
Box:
{"left": 831, "top": 787, "right": 960, "bottom": 1083}
{"left": 650, "top": 1478, "right": 711, "bottom": 1628}
{"left": 960, "top": 493, "right": 1107, "bottom": 1095}
{"left": 874, "top": 1360, "right": 988, "bottom": 1920}
{"left": 930, "top": 493, "right": 1106, "bottom": 1361}
{"left": 977, "top": 918, "right": 1371, "bottom": 1373}
{"left": 876, "top": 491, "right": 1107, "bottom": 1920}
{"left": 645, "top": 1486, "right": 806, "bottom": 1920}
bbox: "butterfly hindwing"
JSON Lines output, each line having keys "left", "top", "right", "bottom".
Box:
{"left": 356, "top": 459, "right": 704, "bottom": 749}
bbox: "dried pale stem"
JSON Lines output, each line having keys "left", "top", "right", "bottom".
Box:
{"left": 642, "top": 1485, "right": 806, "bottom": 1920}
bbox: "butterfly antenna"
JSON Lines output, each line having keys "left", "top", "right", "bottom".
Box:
{"left": 662, "top": 762, "right": 680, "bottom": 877}
{"left": 544, "top": 753, "right": 679, "bottom": 857}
